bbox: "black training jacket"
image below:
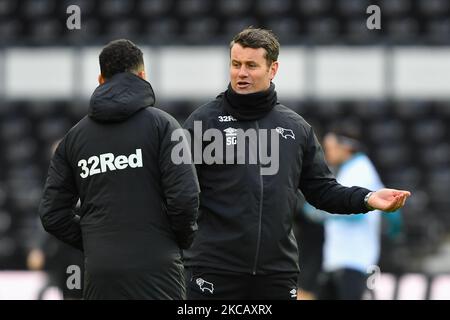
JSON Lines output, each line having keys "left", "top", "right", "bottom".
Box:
{"left": 39, "top": 73, "right": 200, "bottom": 278}
{"left": 183, "top": 95, "right": 371, "bottom": 275}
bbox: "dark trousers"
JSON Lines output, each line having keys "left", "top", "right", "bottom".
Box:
{"left": 185, "top": 267, "right": 298, "bottom": 300}
{"left": 317, "top": 268, "right": 368, "bottom": 300}
{"left": 83, "top": 261, "right": 186, "bottom": 300}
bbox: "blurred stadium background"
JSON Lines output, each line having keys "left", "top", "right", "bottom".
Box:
{"left": 0, "top": 0, "right": 450, "bottom": 299}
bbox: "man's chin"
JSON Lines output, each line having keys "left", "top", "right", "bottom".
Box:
{"left": 232, "top": 85, "right": 255, "bottom": 95}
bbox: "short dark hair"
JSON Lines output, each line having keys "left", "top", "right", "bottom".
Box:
{"left": 328, "top": 121, "right": 363, "bottom": 153}
{"left": 99, "top": 39, "right": 144, "bottom": 79}
{"left": 230, "top": 27, "right": 280, "bottom": 66}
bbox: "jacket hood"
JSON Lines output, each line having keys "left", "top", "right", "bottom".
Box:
{"left": 88, "top": 72, "right": 155, "bottom": 123}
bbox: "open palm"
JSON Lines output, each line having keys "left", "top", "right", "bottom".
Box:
{"left": 367, "top": 188, "right": 411, "bottom": 212}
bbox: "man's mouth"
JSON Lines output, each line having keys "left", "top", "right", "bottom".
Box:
{"left": 237, "top": 81, "right": 251, "bottom": 89}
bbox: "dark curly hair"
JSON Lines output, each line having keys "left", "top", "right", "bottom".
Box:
{"left": 99, "top": 39, "right": 144, "bottom": 79}
{"left": 230, "top": 27, "right": 280, "bottom": 66}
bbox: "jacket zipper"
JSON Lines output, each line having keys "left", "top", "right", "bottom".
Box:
{"left": 252, "top": 120, "right": 263, "bottom": 275}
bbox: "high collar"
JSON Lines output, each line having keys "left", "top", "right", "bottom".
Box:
{"left": 89, "top": 72, "right": 155, "bottom": 123}
{"left": 221, "top": 82, "right": 278, "bottom": 121}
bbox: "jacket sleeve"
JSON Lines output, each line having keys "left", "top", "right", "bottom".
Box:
{"left": 39, "top": 138, "right": 83, "bottom": 251}
{"left": 298, "top": 126, "right": 372, "bottom": 214}
{"left": 159, "top": 114, "right": 200, "bottom": 249}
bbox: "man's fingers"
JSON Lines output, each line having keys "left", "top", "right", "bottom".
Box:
{"left": 387, "top": 195, "right": 402, "bottom": 212}
{"left": 393, "top": 190, "right": 411, "bottom": 198}
{"left": 401, "top": 195, "right": 407, "bottom": 207}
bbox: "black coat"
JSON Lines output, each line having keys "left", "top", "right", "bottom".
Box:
{"left": 39, "top": 73, "right": 200, "bottom": 290}
{"left": 183, "top": 95, "right": 371, "bottom": 275}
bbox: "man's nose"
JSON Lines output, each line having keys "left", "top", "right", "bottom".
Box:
{"left": 238, "top": 66, "right": 249, "bottom": 77}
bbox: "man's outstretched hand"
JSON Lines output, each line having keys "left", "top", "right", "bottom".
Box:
{"left": 367, "top": 189, "right": 411, "bottom": 212}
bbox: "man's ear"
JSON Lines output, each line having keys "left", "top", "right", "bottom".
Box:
{"left": 137, "top": 70, "right": 146, "bottom": 80}
{"left": 98, "top": 74, "right": 105, "bottom": 85}
{"left": 269, "top": 61, "right": 279, "bottom": 81}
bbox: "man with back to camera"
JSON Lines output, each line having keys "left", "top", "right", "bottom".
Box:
{"left": 39, "top": 39, "right": 200, "bottom": 299}
{"left": 182, "top": 27, "right": 411, "bottom": 300}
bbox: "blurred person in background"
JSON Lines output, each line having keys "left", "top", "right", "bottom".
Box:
{"left": 27, "top": 216, "right": 84, "bottom": 300}
{"left": 182, "top": 27, "right": 411, "bottom": 300}
{"left": 39, "top": 39, "right": 200, "bottom": 299}
{"left": 28, "top": 139, "right": 84, "bottom": 300}
{"left": 314, "top": 123, "right": 402, "bottom": 300}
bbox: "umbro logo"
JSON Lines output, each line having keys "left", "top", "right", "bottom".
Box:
{"left": 223, "top": 127, "right": 237, "bottom": 136}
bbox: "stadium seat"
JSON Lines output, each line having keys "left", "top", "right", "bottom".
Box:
{"left": 411, "top": 119, "right": 446, "bottom": 145}
{"left": 98, "top": 0, "right": 134, "bottom": 18}
{"left": 383, "top": 166, "right": 422, "bottom": 190}
{"left": 176, "top": 0, "right": 212, "bottom": 17}
{"left": 144, "top": 18, "right": 181, "bottom": 42}
{"left": 7, "top": 178, "right": 42, "bottom": 212}
{"left": 0, "top": 118, "right": 31, "bottom": 143}
{"left": 336, "top": 0, "right": 372, "bottom": 17}
{"left": 350, "top": 100, "right": 389, "bottom": 119}
{"left": 0, "top": 185, "right": 7, "bottom": 208}
{"left": 4, "top": 139, "right": 37, "bottom": 165}
{"left": 434, "top": 101, "right": 450, "bottom": 118}
{"left": 265, "top": 18, "right": 301, "bottom": 41}
{"left": 184, "top": 18, "right": 220, "bottom": 42}
{"left": 394, "top": 101, "right": 431, "bottom": 120}
{"left": 417, "top": 0, "right": 450, "bottom": 17}
{"left": 425, "top": 169, "right": 450, "bottom": 215}
{"left": 368, "top": 120, "right": 405, "bottom": 145}
{"left": 306, "top": 17, "right": 341, "bottom": 41}
{"left": 419, "top": 144, "right": 450, "bottom": 168}
{"left": 104, "top": 19, "right": 140, "bottom": 40}
{"left": 255, "top": 0, "right": 291, "bottom": 17}
{"left": 0, "top": 20, "right": 22, "bottom": 44}
{"left": 314, "top": 101, "right": 348, "bottom": 120}
{"left": 0, "top": 0, "right": 17, "bottom": 18}
{"left": 295, "top": 0, "right": 333, "bottom": 16}
{"left": 379, "top": 0, "right": 412, "bottom": 17}
{"left": 373, "top": 143, "right": 410, "bottom": 170}
{"left": 0, "top": 236, "right": 16, "bottom": 260}
{"left": 22, "top": 0, "right": 55, "bottom": 19}
{"left": 217, "top": 0, "right": 252, "bottom": 17}
{"left": 223, "top": 17, "right": 260, "bottom": 38}
{"left": 37, "top": 117, "right": 72, "bottom": 143}
{"left": 426, "top": 19, "right": 450, "bottom": 42}
{"left": 138, "top": 0, "right": 172, "bottom": 17}
{"left": 386, "top": 18, "right": 420, "bottom": 41}
{"left": 402, "top": 189, "right": 429, "bottom": 212}
{"left": 0, "top": 209, "right": 11, "bottom": 233}
{"left": 427, "top": 168, "right": 450, "bottom": 196}
{"left": 29, "top": 19, "right": 62, "bottom": 44}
